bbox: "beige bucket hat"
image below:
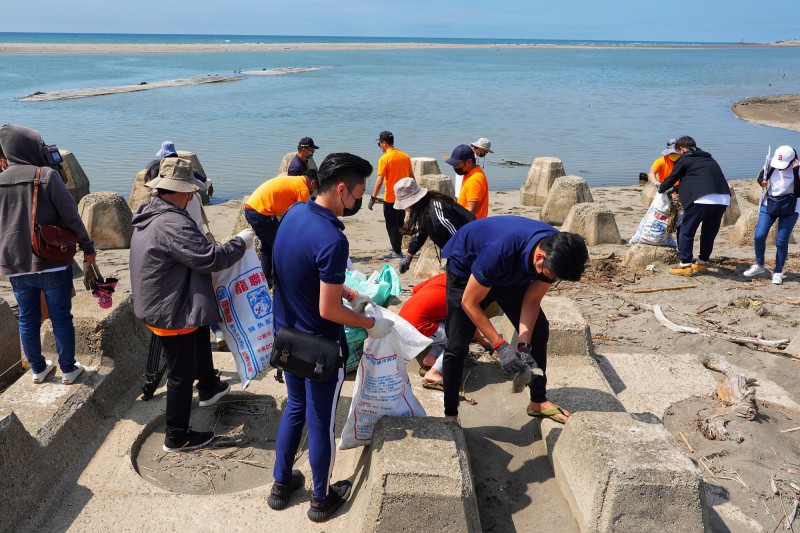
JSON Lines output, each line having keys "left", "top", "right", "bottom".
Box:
{"left": 393, "top": 177, "right": 428, "bottom": 210}
{"left": 146, "top": 157, "right": 207, "bottom": 193}
{"left": 470, "top": 137, "right": 494, "bottom": 153}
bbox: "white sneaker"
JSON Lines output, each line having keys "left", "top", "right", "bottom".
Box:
{"left": 32, "top": 359, "right": 55, "bottom": 384}
{"left": 743, "top": 264, "right": 767, "bottom": 277}
{"left": 62, "top": 362, "right": 84, "bottom": 385}
{"left": 772, "top": 272, "right": 784, "bottom": 285}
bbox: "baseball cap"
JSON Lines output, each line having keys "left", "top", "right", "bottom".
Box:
{"left": 661, "top": 139, "right": 678, "bottom": 156}
{"left": 445, "top": 144, "right": 476, "bottom": 166}
{"left": 378, "top": 131, "right": 394, "bottom": 144}
{"left": 299, "top": 137, "right": 319, "bottom": 149}
{"left": 771, "top": 145, "right": 796, "bottom": 170}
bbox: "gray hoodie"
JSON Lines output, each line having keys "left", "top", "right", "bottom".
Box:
{"left": 130, "top": 195, "right": 246, "bottom": 329}
{"left": 0, "top": 124, "right": 94, "bottom": 276}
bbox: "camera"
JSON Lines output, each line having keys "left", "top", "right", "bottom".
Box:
{"left": 41, "top": 141, "right": 63, "bottom": 167}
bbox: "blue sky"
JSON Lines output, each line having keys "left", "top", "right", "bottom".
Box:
{"left": 5, "top": 0, "right": 800, "bottom": 43}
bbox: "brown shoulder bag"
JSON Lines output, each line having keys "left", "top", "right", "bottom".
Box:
{"left": 31, "top": 167, "right": 78, "bottom": 261}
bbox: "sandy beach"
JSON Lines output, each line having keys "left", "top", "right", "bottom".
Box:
{"left": 1, "top": 40, "right": 799, "bottom": 54}
{"left": 732, "top": 94, "right": 800, "bottom": 133}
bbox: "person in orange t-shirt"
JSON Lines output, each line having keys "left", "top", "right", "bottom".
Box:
{"left": 446, "top": 144, "right": 489, "bottom": 219}
{"left": 244, "top": 171, "right": 318, "bottom": 286}
{"left": 369, "top": 131, "right": 414, "bottom": 258}
{"left": 648, "top": 138, "right": 681, "bottom": 185}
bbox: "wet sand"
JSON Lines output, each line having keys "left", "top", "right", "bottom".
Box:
{"left": 731, "top": 94, "right": 800, "bottom": 133}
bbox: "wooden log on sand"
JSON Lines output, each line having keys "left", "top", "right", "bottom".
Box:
{"left": 19, "top": 75, "right": 245, "bottom": 102}
{"left": 696, "top": 353, "right": 758, "bottom": 443}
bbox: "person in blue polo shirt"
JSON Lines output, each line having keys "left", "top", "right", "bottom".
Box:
{"left": 441, "top": 216, "right": 588, "bottom": 425}
{"left": 268, "top": 152, "right": 393, "bottom": 523}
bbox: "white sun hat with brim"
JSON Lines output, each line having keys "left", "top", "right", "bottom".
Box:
{"left": 146, "top": 157, "right": 207, "bottom": 193}
{"left": 470, "top": 137, "right": 494, "bottom": 153}
{"left": 156, "top": 141, "right": 177, "bottom": 158}
{"left": 393, "top": 177, "right": 428, "bottom": 210}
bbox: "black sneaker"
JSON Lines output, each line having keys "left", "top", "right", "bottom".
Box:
{"left": 307, "top": 480, "right": 352, "bottom": 522}
{"left": 162, "top": 429, "right": 214, "bottom": 453}
{"left": 267, "top": 469, "right": 305, "bottom": 510}
{"left": 198, "top": 380, "right": 230, "bottom": 407}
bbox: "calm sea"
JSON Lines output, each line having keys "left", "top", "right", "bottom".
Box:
{"left": 0, "top": 33, "right": 798, "bottom": 201}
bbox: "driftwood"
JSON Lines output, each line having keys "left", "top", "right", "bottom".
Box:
{"left": 653, "top": 304, "right": 790, "bottom": 347}
{"left": 627, "top": 285, "right": 697, "bottom": 294}
{"left": 696, "top": 353, "right": 758, "bottom": 442}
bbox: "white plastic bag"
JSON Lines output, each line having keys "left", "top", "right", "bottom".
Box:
{"left": 339, "top": 305, "right": 430, "bottom": 449}
{"left": 211, "top": 248, "right": 274, "bottom": 389}
{"left": 630, "top": 192, "right": 677, "bottom": 246}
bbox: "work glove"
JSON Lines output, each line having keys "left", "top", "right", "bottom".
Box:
{"left": 398, "top": 253, "right": 413, "bottom": 274}
{"left": 517, "top": 343, "right": 544, "bottom": 377}
{"left": 496, "top": 342, "right": 527, "bottom": 374}
{"left": 236, "top": 229, "right": 255, "bottom": 249}
{"left": 83, "top": 261, "right": 101, "bottom": 291}
{"left": 350, "top": 292, "right": 375, "bottom": 315}
{"left": 368, "top": 196, "right": 376, "bottom": 210}
{"left": 367, "top": 317, "right": 394, "bottom": 339}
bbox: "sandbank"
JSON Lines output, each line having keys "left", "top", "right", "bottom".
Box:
{"left": 731, "top": 94, "right": 800, "bottom": 133}
{"left": 1, "top": 40, "right": 799, "bottom": 55}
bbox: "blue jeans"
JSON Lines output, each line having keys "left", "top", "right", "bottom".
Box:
{"left": 754, "top": 204, "right": 799, "bottom": 273}
{"left": 273, "top": 365, "right": 344, "bottom": 499}
{"left": 10, "top": 268, "right": 76, "bottom": 374}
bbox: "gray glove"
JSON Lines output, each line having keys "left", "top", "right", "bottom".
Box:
{"left": 236, "top": 229, "right": 255, "bottom": 249}
{"left": 368, "top": 196, "right": 376, "bottom": 210}
{"left": 367, "top": 317, "right": 394, "bottom": 339}
{"left": 496, "top": 342, "right": 527, "bottom": 374}
{"left": 350, "top": 292, "right": 375, "bottom": 315}
{"left": 518, "top": 344, "right": 544, "bottom": 376}
{"left": 398, "top": 254, "right": 413, "bottom": 274}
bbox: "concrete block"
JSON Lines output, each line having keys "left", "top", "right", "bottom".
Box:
{"left": 412, "top": 240, "right": 445, "bottom": 280}
{"left": 57, "top": 150, "right": 90, "bottom": 205}
{"left": 746, "top": 179, "right": 762, "bottom": 205}
{"left": 411, "top": 156, "right": 441, "bottom": 177}
{"left": 551, "top": 412, "right": 704, "bottom": 533}
{"left": 493, "top": 296, "right": 594, "bottom": 358}
{"left": 78, "top": 192, "right": 133, "bottom": 249}
{"left": 0, "top": 298, "right": 21, "bottom": 382}
{"left": 721, "top": 183, "right": 741, "bottom": 227}
{"left": 727, "top": 206, "right": 791, "bottom": 246}
{"left": 360, "top": 416, "right": 481, "bottom": 533}
{"left": 520, "top": 157, "right": 565, "bottom": 207}
{"left": 540, "top": 176, "right": 594, "bottom": 226}
{"left": 623, "top": 243, "right": 678, "bottom": 271}
{"left": 641, "top": 181, "right": 658, "bottom": 207}
{"left": 787, "top": 331, "right": 800, "bottom": 358}
{"left": 561, "top": 203, "right": 621, "bottom": 245}
{"left": 128, "top": 168, "right": 152, "bottom": 213}
{"left": 176, "top": 151, "right": 210, "bottom": 204}
{"left": 418, "top": 174, "right": 455, "bottom": 198}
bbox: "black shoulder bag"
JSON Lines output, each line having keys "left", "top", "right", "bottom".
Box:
{"left": 270, "top": 327, "right": 340, "bottom": 382}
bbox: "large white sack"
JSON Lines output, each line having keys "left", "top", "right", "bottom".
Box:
{"left": 630, "top": 192, "right": 677, "bottom": 246}
{"left": 211, "top": 247, "right": 274, "bottom": 389}
{"left": 339, "top": 304, "right": 430, "bottom": 449}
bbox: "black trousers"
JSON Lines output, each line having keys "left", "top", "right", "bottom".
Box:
{"left": 383, "top": 201, "right": 405, "bottom": 255}
{"left": 677, "top": 203, "right": 727, "bottom": 264}
{"left": 245, "top": 207, "right": 280, "bottom": 282}
{"left": 160, "top": 325, "right": 218, "bottom": 445}
{"left": 442, "top": 272, "right": 549, "bottom": 417}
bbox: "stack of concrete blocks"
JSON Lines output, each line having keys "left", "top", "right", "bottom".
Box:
{"left": 78, "top": 192, "right": 133, "bottom": 249}
{"left": 0, "top": 298, "right": 21, "bottom": 385}
{"left": 623, "top": 243, "right": 679, "bottom": 270}
{"left": 277, "top": 151, "right": 317, "bottom": 176}
{"left": 57, "top": 150, "right": 91, "bottom": 205}
{"left": 520, "top": 157, "right": 565, "bottom": 207}
{"left": 411, "top": 156, "right": 441, "bottom": 179}
{"left": 727, "top": 206, "right": 791, "bottom": 246}
{"left": 561, "top": 203, "right": 621, "bottom": 245}
{"left": 129, "top": 151, "right": 210, "bottom": 212}
{"left": 359, "top": 416, "right": 481, "bottom": 533}
{"left": 551, "top": 412, "right": 705, "bottom": 533}
{"left": 413, "top": 157, "right": 455, "bottom": 199}
{"left": 539, "top": 176, "right": 593, "bottom": 226}
{"left": 1, "top": 294, "right": 149, "bottom": 531}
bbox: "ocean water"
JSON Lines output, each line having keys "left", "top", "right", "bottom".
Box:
{"left": 0, "top": 34, "right": 798, "bottom": 201}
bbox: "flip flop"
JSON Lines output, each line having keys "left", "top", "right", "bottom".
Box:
{"left": 526, "top": 403, "right": 567, "bottom": 424}
{"left": 418, "top": 366, "right": 431, "bottom": 377}
{"left": 422, "top": 380, "right": 444, "bottom": 392}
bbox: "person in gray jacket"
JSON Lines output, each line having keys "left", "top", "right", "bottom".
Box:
{"left": 130, "top": 157, "right": 254, "bottom": 452}
{"left": 0, "top": 124, "right": 95, "bottom": 385}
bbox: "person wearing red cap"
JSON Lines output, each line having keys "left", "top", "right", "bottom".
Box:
{"left": 445, "top": 144, "right": 489, "bottom": 219}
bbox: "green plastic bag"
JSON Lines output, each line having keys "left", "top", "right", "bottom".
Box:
{"left": 344, "top": 264, "right": 400, "bottom": 306}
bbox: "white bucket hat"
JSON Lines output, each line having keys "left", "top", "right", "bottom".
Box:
{"left": 393, "top": 177, "right": 428, "bottom": 210}
{"left": 470, "top": 137, "right": 494, "bottom": 154}
{"left": 661, "top": 139, "right": 678, "bottom": 156}
{"left": 156, "top": 141, "right": 177, "bottom": 158}
{"left": 146, "top": 158, "right": 207, "bottom": 193}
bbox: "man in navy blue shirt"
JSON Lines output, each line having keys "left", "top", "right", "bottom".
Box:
{"left": 441, "top": 216, "right": 588, "bottom": 424}
{"left": 269, "top": 152, "right": 393, "bottom": 523}
{"left": 287, "top": 136, "right": 319, "bottom": 176}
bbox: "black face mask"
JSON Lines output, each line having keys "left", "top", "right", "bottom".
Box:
{"left": 343, "top": 197, "right": 362, "bottom": 216}
{"left": 454, "top": 167, "right": 467, "bottom": 176}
